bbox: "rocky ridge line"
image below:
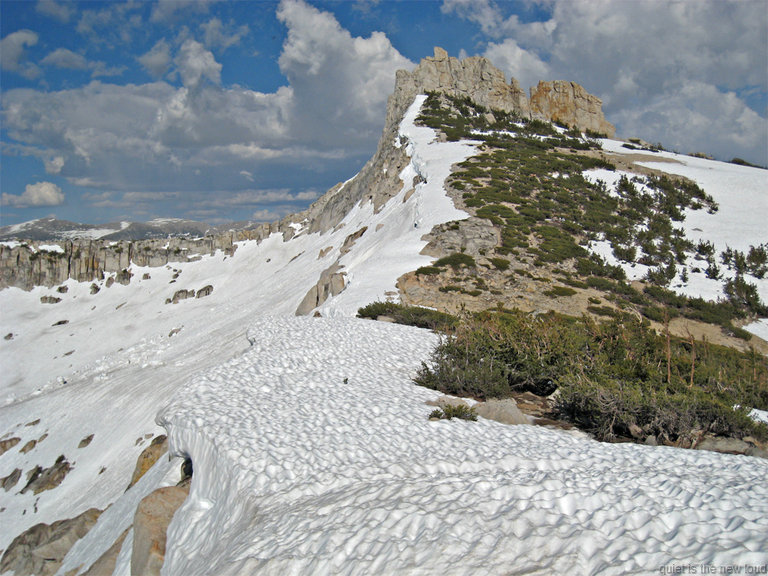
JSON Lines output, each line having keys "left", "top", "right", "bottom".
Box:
{"left": 0, "top": 47, "right": 613, "bottom": 292}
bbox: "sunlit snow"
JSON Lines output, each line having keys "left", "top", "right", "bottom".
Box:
{"left": 0, "top": 99, "right": 766, "bottom": 576}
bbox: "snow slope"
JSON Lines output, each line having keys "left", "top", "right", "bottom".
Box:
{"left": 59, "top": 316, "right": 765, "bottom": 576}
{"left": 0, "top": 94, "right": 473, "bottom": 555}
{"left": 1, "top": 97, "right": 767, "bottom": 575}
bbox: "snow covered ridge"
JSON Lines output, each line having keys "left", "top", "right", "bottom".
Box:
{"left": 0, "top": 92, "right": 482, "bottom": 565}
{"left": 60, "top": 316, "right": 768, "bottom": 575}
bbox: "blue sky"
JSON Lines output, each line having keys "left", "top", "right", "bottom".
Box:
{"left": 1, "top": 0, "right": 766, "bottom": 227}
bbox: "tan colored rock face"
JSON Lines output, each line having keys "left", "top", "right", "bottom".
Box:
{"left": 128, "top": 435, "right": 168, "bottom": 489}
{"left": 131, "top": 485, "right": 189, "bottom": 576}
{"left": 392, "top": 47, "right": 531, "bottom": 120}
{"left": 391, "top": 47, "right": 612, "bottom": 137}
{"left": 530, "top": 80, "right": 615, "bottom": 137}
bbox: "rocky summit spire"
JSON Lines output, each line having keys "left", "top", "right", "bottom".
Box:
{"left": 388, "top": 47, "right": 614, "bottom": 137}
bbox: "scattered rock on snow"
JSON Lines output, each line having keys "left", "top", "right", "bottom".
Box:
{"left": 0, "top": 437, "right": 20, "bottom": 455}
{"left": 196, "top": 284, "right": 213, "bottom": 298}
{"left": 21, "top": 455, "right": 73, "bottom": 495}
{"left": 20, "top": 439, "right": 37, "bottom": 454}
{"left": 169, "top": 289, "right": 194, "bottom": 304}
{"left": 40, "top": 296, "right": 62, "bottom": 304}
{"left": 1, "top": 468, "right": 22, "bottom": 491}
{"left": 78, "top": 434, "right": 94, "bottom": 449}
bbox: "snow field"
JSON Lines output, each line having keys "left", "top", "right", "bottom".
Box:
{"left": 152, "top": 317, "right": 768, "bottom": 575}
{"left": 0, "top": 92, "right": 479, "bottom": 557}
{"left": 0, "top": 96, "right": 766, "bottom": 575}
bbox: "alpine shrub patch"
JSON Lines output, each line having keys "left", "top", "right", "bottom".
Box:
{"left": 413, "top": 308, "right": 768, "bottom": 444}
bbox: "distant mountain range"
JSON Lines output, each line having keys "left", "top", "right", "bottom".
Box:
{"left": 0, "top": 216, "right": 221, "bottom": 242}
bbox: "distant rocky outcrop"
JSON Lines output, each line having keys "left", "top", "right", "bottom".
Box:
{"left": 393, "top": 47, "right": 614, "bottom": 137}
{"left": 286, "top": 47, "right": 614, "bottom": 240}
{"left": 392, "top": 47, "right": 531, "bottom": 121}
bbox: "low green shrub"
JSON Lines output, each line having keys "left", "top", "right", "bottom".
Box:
{"left": 434, "top": 253, "right": 476, "bottom": 269}
{"left": 357, "top": 301, "right": 458, "bottom": 331}
{"left": 489, "top": 257, "right": 510, "bottom": 271}
{"left": 429, "top": 404, "right": 478, "bottom": 421}
{"left": 415, "top": 266, "right": 441, "bottom": 276}
{"left": 544, "top": 286, "right": 577, "bottom": 298}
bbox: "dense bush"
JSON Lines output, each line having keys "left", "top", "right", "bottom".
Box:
{"left": 414, "top": 309, "right": 768, "bottom": 443}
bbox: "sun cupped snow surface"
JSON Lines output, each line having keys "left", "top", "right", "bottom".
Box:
{"left": 156, "top": 316, "right": 768, "bottom": 575}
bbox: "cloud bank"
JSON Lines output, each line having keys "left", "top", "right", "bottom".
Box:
{"left": 3, "top": 182, "right": 65, "bottom": 207}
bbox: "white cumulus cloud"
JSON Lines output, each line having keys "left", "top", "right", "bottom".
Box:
{"left": 277, "top": 0, "right": 413, "bottom": 145}
{"left": 446, "top": 0, "right": 768, "bottom": 165}
{"left": 3, "top": 182, "right": 65, "bottom": 207}
{"left": 201, "top": 18, "right": 248, "bottom": 51}
{"left": 175, "top": 39, "right": 222, "bottom": 89}
{"left": 1, "top": 0, "right": 414, "bottom": 222}
{"left": 36, "top": 0, "right": 75, "bottom": 23}
{"left": 41, "top": 48, "right": 89, "bottom": 70}
{"left": 483, "top": 39, "right": 550, "bottom": 92}
{"left": 0, "top": 30, "right": 41, "bottom": 78}
{"left": 139, "top": 39, "right": 173, "bottom": 78}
